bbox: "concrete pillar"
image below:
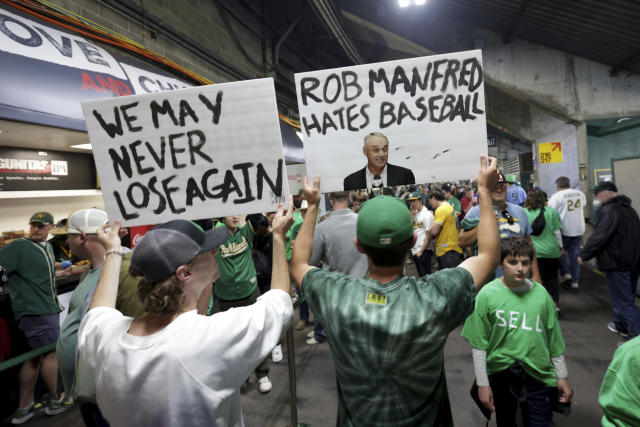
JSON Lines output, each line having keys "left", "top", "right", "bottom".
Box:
{"left": 530, "top": 108, "right": 579, "bottom": 196}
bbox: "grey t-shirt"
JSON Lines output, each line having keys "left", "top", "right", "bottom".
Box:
{"left": 309, "top": 208, "right": 368, "bottom": 278}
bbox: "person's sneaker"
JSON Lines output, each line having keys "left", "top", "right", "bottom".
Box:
{"left": 271, "top": 344, "right": 283, "bottom": 363}
{"left": 11, "top": 401, "right": 43, "bottom": 424}
{"left": 570, "top": 282, "right": 579, "bottom": 289}
{"left": 306, "top": 336, "right": 321, "bottom": 345}
{"left": 307, "top": 330, "right": 315, "bottom": 339}
{"left": 44, "top": 396, "right": 73, "bottom": 416}
{"left": 258, "top": 376, "right": 272, "bottom": 393}
{"left": 559, "top": 273, "right": 572, "bottom": 283}
{"left": 295, "top": 319, "right": 311, "bottom": 330}
{"left": 607, "top": 322, "right": 629, "bottom": 338}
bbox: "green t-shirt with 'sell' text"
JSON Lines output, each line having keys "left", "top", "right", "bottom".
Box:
{"left": 461, "top": 278, "right": 565, "bottom": 386}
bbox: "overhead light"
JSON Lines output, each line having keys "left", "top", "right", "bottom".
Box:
{"left": 616, "top": 117, "right": 630, "bottom": 124}
{"left": 399, "top": 0, "right": 426, "bottom": 6}
{"left": 71, "top": 143, "right": 92, "bottom": 150}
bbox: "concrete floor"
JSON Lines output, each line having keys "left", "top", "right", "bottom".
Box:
{"left": 4, "top": 263, "right": 632, "bottom": 427}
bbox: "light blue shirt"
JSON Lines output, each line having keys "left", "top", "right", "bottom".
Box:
{"left": 507, "top": 184, "right": 527, "bottom": 206}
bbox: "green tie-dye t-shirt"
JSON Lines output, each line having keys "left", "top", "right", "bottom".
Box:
{"left": 302, "top": 267, "right": 475, "bottom": 426}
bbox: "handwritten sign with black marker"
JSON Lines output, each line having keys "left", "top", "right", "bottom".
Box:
{"left": 82, "top": 78, "right": 288, "bottom": 226}
{"left": 295, "top": 50, "right": 488, "bottom": 192}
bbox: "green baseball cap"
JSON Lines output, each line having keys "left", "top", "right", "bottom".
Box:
{"left": 29, "top": 211, "right": 54, "bottom": 225}
{"left": 506, "top": 174, "right": 516, "bottom": 183}
{"left": 406, "top": 192, "right": 421, "bottom": 201}
{"left": 357, "top": 196, "right": 413, "bottom": 248}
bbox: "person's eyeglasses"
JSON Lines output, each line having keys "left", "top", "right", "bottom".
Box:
{"left": 501, "top": 209, "right": 514, "bottom": 225}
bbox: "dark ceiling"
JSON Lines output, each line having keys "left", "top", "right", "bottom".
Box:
{"left": 241, "top": 0, "right": 640, "bottom": 76}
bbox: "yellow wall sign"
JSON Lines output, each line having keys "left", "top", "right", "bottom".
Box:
{"left": 539, "top": 142, "right": 563, "bottom": 164}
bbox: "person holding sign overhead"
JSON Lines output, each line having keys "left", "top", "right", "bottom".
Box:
{"left": 77, "top": 203, "right": 295, "bottom": 427}
{"left": 343, "top": 132, "right": 415, "bottom": 191}
{"left": 292, "top": 156, "right": 500, "bottom": 426}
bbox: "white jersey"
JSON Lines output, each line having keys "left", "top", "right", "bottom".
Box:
{"left": 411, "top": 206, "right": 434, "bottom": 255}
{"left": 548, "top": 188, "right": 586, "bottom": 236}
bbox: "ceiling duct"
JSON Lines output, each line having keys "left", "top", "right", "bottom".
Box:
{"left": 309, "top": 0, "right": 364, "bottom": 65}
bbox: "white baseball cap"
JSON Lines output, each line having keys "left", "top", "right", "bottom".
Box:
{"left": 50, "top": 208, "right": 109, "bottom": 235}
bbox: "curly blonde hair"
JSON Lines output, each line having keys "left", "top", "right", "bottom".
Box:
{"left": 129, "top": 257, "right": 197, "bottom": 314}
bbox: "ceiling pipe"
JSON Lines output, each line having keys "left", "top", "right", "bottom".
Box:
{"left": 309, "top": 0, "right": 364, "bottom": 65}
{"left": 273, "top": 3, "right": 308, "bottom": 66}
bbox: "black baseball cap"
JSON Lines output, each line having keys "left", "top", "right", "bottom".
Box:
{"left": 593, "top": 181, "right": 617, "bottom": 194}
{"left": 131, "top": 220, "right": 229, "bottom": 283}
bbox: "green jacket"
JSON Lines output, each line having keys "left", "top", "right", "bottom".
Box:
{"left": 0, "top": 238, "right": 62, "bottom": 320}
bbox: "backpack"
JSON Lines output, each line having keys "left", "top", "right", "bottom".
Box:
{"left": 530, "top": 207, "right": 546, "bottom": 236}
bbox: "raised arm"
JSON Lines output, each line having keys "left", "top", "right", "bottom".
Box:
{"left": 89, "top": 222, "right": 125, "bottom": 310}
{"left": 271, "top": 196, "right": 295, "bottom": 293}
{"left": 290, "top": 176, "right": 321, "bottom": 287}
{"left": 459, "top": 157, "right": 500, "bottom": 291}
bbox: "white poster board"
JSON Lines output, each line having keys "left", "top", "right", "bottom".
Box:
{"left": 82, "top": 78, "right": 288, "bottom": 226}
{"left": 295, "top": 50, "right": 488, "bottom": 192}
{"left": 286, "top": 163, "right": 308, "bottom": 196}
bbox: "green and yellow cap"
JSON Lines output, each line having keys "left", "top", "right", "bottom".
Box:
{"left": 29, "top": 212, "right": 54, "bottom": 225}
{"left": 357, "top": 196, "right": 413, "bottom": 248}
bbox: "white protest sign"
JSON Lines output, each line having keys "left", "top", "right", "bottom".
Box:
{"left": 295, "top": 50, "right": 487, "bottom": 192}
{"left": 82, "top": 78, "right": 288, "bottom": 226}
{"left": 286, "top": 163, "right": 307, "bottom": 196}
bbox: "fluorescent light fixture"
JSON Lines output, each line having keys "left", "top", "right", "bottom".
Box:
{"left": 399, "top": 0, "right": 410, "bottom": 7}
{"left": 616, "top": 117, "right": 630, "bottom": 123}
{"left": 296, "top": 131, "right": 304, "bottom": 142}
{"left": 415, "top": 0, "right": 427, "bottom": 4}
{"left": 70, "top": 143, "right": 93, "bottom": 150}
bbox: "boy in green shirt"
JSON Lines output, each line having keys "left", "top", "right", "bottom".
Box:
{"left": 291, "top": 156, "right": 501, "bottom": 426}
{"left": 461, "top": 237, "right": 573, "bottom": 426}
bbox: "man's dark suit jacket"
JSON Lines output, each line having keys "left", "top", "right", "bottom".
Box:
{"left": 343, "top": 163, "right": 415, "bottom": 191}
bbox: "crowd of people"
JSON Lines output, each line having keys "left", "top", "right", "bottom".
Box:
{"left": 0, "top": 157, "right": 639, "bottom": 426}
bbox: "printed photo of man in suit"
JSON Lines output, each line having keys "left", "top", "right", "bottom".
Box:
{"left": 343, "top": 132, "right": 415, "bottom": 191}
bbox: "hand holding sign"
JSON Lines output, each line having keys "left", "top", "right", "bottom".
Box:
{"left": 477, "top": 156, "right": 499, "bottom": 192}
{"left": 272, "top": 196, "right": 295, "bottom": 238}
{"left": 302, "top": 175, "right": 321, "bottom": 207}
